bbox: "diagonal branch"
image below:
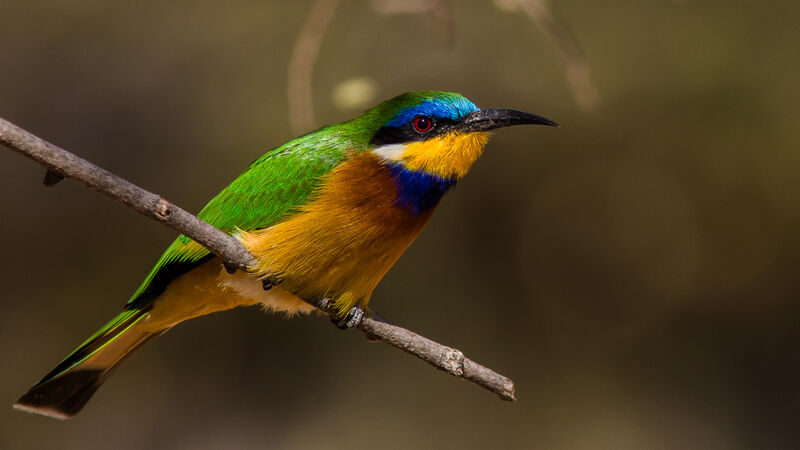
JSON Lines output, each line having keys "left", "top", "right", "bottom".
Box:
{"left": 0, "top": 116, "right": 516, "bottom": 402}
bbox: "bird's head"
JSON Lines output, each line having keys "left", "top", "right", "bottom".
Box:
{"left": 352, "top": 90, "right": 557, "bottom": 180}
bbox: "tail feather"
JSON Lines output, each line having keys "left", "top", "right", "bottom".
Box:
{"left": 14, "top": 307, "right": 162, "bottom": 419}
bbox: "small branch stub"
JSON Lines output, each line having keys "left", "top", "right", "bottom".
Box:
{"left": 441, "top": 348, "right": 465, "bottom": 376}
{"left": 43, "top": 169, "right": 64, "bottom": 186}
{"left": 154, "top": 197, "right": 172, "bottom": 220}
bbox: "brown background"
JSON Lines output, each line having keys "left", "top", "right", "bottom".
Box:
{"left": 1, "top": 1, "right": 799, "bottom": 449}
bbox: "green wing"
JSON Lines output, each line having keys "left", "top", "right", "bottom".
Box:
{"left": 127, "top": 129, "right": 349, "bottom": 307}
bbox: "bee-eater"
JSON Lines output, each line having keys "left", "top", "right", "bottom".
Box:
{"left": 14, "top": 90, "right": 556, "bottom": 418}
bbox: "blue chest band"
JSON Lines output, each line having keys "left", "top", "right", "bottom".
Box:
{"left": 386, "top": 164, "right": 457, "bottom": 215}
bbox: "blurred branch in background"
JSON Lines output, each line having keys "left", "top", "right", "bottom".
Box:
{"left": 494, "top": 0, "right": 599, "bottom": 111}
{"left": 288, "top": 0, "right": 596, "bottom": 134}
{"left": 288, "top": 0, "right": 340, "bottom": 134}
{"left": 370, "top": 0, "right": 455, "bottom": 46}
{"left": 0, "top": 115, "right": 516, "bottom": 403}
{"left": 288, "top": 0, "right": 454, "bottom": 134}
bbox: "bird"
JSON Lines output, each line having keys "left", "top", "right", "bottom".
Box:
{"left": 14, "top": 90, "right": 557, "bottom": 419}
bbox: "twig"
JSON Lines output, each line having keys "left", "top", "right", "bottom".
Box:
{"left": 287, "top": 0, "right": 340, "bottom": 135}
{"left": 0, "top": 116, "right": 516, "bottom": 402}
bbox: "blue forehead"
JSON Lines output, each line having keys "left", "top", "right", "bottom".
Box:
{"left": 386, "top": 97, "right": 478, "bottom": 127}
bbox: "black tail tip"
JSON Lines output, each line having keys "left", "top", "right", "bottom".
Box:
{"left": 13, "top": 370, "right": 104, "bottom": 419}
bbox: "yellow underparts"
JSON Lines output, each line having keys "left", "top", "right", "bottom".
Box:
{"left": 400, "top": 131, "right": 489, "bottom": 179}
{"left": 239, "top": 154, "right": 435, "bottom": 315}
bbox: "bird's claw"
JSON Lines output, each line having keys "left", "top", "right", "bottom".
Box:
{"left": 332, "top": 306, "right": 364, "bottom": 330}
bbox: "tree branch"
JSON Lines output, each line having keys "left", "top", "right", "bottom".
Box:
{"left": 0, "top": 116, "right": 516, "bottom": 402}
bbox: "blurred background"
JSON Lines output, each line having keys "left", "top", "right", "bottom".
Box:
{"left": 1, "top": 1, "right": 799, "bottom": 448}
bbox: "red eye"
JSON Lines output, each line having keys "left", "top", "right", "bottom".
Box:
{"left": 412, "top": 116, "right": 433, "bottom": 133}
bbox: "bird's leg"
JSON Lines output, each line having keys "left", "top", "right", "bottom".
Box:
{"left": 331, "top": 305, "right": 364, "bottom": 330}
{"left": 311, "top": 298, "right": 363, "bottom": 329}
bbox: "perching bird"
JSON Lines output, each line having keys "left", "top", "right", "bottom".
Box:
{"left": 14, "top": 90, "right": 556, "bottom": 418}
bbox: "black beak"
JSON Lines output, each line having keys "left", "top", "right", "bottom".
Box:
{"left": 457, "top": 108, "right": 559, "bottom": 132}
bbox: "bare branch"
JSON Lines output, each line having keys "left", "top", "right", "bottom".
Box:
{"left": 0, "top": 115, "right": 516, "bottom": 402}
{"left": 360, "top": 315, "right": 515, "bottom": 401}
{"left": 0, "top": 117, "right": 255, "bottom": 272}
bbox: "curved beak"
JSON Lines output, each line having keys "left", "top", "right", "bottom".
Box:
{"left": 457, "top": 108, "right": 559, "bottom": 132}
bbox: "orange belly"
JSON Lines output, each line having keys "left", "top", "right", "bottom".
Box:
{"left": 239, "top": 153, "right": 435, "bottom": 314}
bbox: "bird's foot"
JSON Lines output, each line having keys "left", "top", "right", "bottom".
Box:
{"left": 331, "top": 306, "right": 364, "bottom": 330}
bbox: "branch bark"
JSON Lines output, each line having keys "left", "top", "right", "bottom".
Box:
{"left": 0, "top": 116, "right": 516, "bottom": 402}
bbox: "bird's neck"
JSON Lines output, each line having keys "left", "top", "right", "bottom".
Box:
{"left": 385, "top": 163, "right": 457, "bottom": 215}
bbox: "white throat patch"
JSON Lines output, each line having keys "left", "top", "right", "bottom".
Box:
{"left": 371, "top": 143, "right": 405, "bottom": 162}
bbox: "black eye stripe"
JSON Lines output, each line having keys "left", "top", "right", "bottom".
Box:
{"left": 370, "top": 126, "right": 414, "bottom": 146}
{"left": 370, "top": 118, "right": 458, "bottom": 146}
